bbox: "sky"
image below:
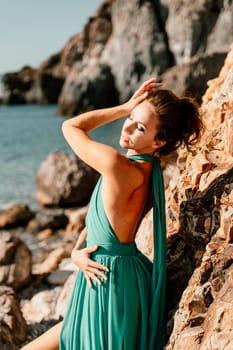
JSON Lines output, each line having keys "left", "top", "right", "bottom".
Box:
{"left": 0, "top": 0, "right": 103, "bottom": 74}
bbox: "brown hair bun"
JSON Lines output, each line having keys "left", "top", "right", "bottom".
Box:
{"left": 148, "top": 90, "right": 203, "bottom": 156}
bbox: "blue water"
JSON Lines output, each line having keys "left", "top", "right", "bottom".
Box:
{"left": 0, "top": 105, "right": 124, "bottom": 210}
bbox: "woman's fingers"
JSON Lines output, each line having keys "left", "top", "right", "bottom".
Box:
{"left": 133, "top": 81, "right": 163, "bottom": 99}
{"left": 85, "top": 271, "right": 103, "bottom": 286}
{"left": 88, "top": 267, "right": 108, "bottom": 280}
{"left": 132, "top": 91, "right": 149, "bottom": 104}
{"left": 139, "top": 82, "right": 163, "bottom": 94}
{"left": 126, "top": 77, "right": 163, "bottom": 111}
{"left": 84, "top": 273, "right": 92, "bottom": 288}
{"left": 73, "top": 245, "right": 110, "bottom": 288}
{"left": 140, "top": 77, "right": 157, "bottom": 88}
{"left": 89, "top": 259, "right": 109, "bottom": 272}
{"left": 84, "top": 265, "right": 109, "bottom": 288}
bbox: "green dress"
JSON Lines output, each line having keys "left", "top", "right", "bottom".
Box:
{"left": 60, "top": 154, "right": 167, "bottom": 350}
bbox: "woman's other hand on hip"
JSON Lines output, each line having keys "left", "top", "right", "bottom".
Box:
{"left": 71, "top": 245, "right": 109, "bottom": 288}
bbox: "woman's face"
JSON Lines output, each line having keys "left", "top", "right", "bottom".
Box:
{"left": 120, "top": 100, "right": 161, "bottom": 154}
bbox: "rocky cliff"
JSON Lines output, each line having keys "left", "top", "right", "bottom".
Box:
{"left": 136, "top": 44, "right": 233, "bottom": 349}
{"left": 1, "top": 0, "right": 232, "bottom": 115}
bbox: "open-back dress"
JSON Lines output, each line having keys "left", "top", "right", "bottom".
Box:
{"left": 59, "top": 154, "right": 167, "bottom": 350}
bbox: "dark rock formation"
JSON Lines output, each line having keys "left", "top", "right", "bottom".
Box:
{"left": 36, "top": 151, "right": 99, "bottom": 207}
{"left": 27, "top": 209, "right": 69, "bottom": 232}
{"left": 0, "top": 203, "right": 34, "bottom": 229}
{"left": 0, "top": 323, "right": 17, "bottom": 350}
{"left": 58, "top": 63, "right": 119, "bottom": 115}
{"left": 2, "top": 65, "right": 64, "bottom": 105}
{"left": 2, "top": 66, "right": 36, "bottom": 104}
{"left": 0, "top": 231, "right": 32, "bottom": 289}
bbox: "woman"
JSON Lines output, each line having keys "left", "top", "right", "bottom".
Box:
{"left": 21, "top": 78, "right": 202, "bottom": 350}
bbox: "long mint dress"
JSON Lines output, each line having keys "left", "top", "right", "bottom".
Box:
{"left": 60, "top": 154, "right": 167, "bottom": 350}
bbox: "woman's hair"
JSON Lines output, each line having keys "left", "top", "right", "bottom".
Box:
{"left": 148, "top": 89, "right": 203, "bottom": 156}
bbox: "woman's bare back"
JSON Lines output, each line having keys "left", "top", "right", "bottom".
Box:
{"left": 101, "top": 159, "right": 153, "bottom": 243}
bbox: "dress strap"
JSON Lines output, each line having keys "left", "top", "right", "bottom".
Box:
{"left": 127, "top": 153, "right": 156, "bottom": 163}
{"left": 128, "top": 154, "right": 167, "bottom": 349}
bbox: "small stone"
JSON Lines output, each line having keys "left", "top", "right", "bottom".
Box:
{"left": 37, "top": 228, "right": 54, "bottom": 240}
{"left": 47, "top": 270, "right": 73, "bottom": 286}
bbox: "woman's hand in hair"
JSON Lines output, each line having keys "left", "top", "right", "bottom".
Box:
{"left": 125, "top": 77, "right": 162, "bottom": 112}
{"left": 71, "top": 245, "right": 109, "bottom": 288}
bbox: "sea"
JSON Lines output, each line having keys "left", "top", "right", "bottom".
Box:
{"left": 0, "top": 104, "right": 124, "bottom": 210}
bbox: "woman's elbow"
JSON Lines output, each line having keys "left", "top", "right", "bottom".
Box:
{"left": 62, "top": 120, "right": 71, "bottom": 136}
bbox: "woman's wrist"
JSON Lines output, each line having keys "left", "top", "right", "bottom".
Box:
{"left": 71, "top": 247, "right": 78, "bottom": 258}
{"left": 120, "top": 102, "right": 132, "bottom": 116}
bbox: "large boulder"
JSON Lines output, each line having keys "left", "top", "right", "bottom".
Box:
{"left": 32, "top": 246, "right": 71, "bottom": 275}
{"left": 0, "top": 231, "right": 32, "bottom": 289}
{"left": 20, "top": 287, "right": 61, "bottom": 324}
{"left": 36, "top": 151, "right": 99, "bottom": 207}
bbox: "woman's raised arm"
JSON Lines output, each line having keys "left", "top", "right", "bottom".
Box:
{"left": 62, "top": 78, "right": 161, "bottom": 175}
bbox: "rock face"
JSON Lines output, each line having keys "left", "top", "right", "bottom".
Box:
{"left": 0, "top": 231, "right": 32, "bottom": 289}
{"left": 58, "top": 63, "right": 119, "bottom": 116}
{"left": 136, "top": 45, "right": 233, "bottom": 349}
{"left": 167, "top": 235, "right": 233, "bottom": 350}
{"left": 36, "top": 151, "right": 99, "bottom": 207}
{"left": 165, "top": 0, "right": 233, "bottom": 64}
{"left": 57, "top": 1, "right": 118, "bottom": 115}
{"left": 2, "top": 0, "right": 232, "bottom": 114}
{"left": 160, "top": 52, "right": 227, "bottom": 103}
{"left": 101, "top": 0, "right": 173, "bottom": 102}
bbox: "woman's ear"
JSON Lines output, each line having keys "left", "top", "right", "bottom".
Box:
{"left": 152, "top": 139, "right": 166, "bottom": 150}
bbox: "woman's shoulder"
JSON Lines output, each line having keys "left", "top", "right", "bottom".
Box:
{"left": 103, "top": 152, "right": 146, "bottom": 191}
